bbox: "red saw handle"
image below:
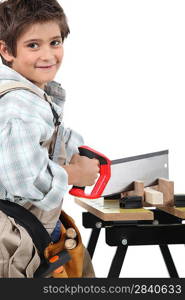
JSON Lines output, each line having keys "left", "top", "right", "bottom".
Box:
{"left": 69, "top": 146, "right": 111, "bottom": 199}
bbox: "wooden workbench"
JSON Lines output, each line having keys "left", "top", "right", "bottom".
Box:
{"left": 74, "top": 196, "right": 185, "bottom": 277}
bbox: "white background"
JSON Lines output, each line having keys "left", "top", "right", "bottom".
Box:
{"left": 58, "top": 0, "right": 185, "bottom": 278}
{"left": 1, "top": 0, "right": 185, "bottom": 278}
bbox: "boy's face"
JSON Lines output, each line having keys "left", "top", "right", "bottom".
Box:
{"left": 1, "top": 21, "right": 64, "bottom": 89}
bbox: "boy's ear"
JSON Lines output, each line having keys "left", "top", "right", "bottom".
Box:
{"left": 0, "top": 40, "right": 14, "bottom": 63}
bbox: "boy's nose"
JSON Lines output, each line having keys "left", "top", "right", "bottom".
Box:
{"left": 39, "top": 47, "right": 54, "bottom": 61}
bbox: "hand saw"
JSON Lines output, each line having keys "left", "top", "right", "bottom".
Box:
{"left": 69, "top": 146, "right": 169, "bottom": 199}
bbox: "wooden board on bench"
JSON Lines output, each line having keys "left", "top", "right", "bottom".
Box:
{"left": 158, "top": 206, "right": 185, "bottom": 219}
{"left": 75, "top": 197, "right": 154, "bottom": 221}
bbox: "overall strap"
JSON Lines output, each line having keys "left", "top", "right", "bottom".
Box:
{"left": 0, "top": 200, "right": 51, "bottom": 254}
{"left": 0, "top": 80, "right": 45, "bottom": 100}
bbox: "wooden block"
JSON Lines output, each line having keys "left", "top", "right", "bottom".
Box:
{"left": 134, "top": 181, "right": 145, "bottom": 196}
{"left": 158, "top": 178, "right": 174, "bottom": 206}
{"left": 121, "top": 181, "right": 144, "bottom": 202}
{"left": 144, "top": 187, "right": 163, "bottom": 205}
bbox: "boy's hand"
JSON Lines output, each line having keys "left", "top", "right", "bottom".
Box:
{"left": 63, "top": 154, "right": 100, "bottom": 186}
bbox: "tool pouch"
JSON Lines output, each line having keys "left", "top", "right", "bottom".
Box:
{"left": 43, "top": 210, "right": 84, "bottom": 278}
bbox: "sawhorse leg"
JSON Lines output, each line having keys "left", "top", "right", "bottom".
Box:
{"left": 159, "top": 244, "right": 179, "bottom": 278}
{"left": 87, "top": 228, "right": 101, "bottom": 259}
{"left": 108, "top": 245, "right": 128, "bottom": 278}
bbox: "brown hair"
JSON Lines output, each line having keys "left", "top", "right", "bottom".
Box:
{"left": 0, "top": 0, "right": 70, "bottom": 66}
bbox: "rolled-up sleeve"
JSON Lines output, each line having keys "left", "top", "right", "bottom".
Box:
{"left": 0, "top": 118, "right": 68, "bottom": 211}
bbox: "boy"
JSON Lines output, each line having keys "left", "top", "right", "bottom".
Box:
{"left": 0, "top": 0, "right": 99, "bottom": 277}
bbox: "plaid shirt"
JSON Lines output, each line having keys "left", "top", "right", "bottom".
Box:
{"left": 0, "top": 65, "right": 84, "bottom": 211}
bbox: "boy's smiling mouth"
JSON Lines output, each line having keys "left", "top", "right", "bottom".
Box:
{"left": 36, "top": 64, "right": 56, "bottom": 69}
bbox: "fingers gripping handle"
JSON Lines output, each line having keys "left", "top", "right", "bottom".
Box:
{"left": 69, "top": 146, "right": 111, "bottom": 199}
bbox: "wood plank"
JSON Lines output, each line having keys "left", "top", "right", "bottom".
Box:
{"left": 159, "top": 206, "right": 185, "bottom": 219}
{"left": 75, "top": 197, "right": 154, "bottom": 221}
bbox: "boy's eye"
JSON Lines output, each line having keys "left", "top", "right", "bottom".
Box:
{"left": 27, "top": 43, "right": 39, "bottom": 49}
{"left": 50, "top": 40, "right": 62, "bottom": 46}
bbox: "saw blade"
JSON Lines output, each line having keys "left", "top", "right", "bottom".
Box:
{"left": 102, "top": 150, "right": 169, "bottom": 197}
